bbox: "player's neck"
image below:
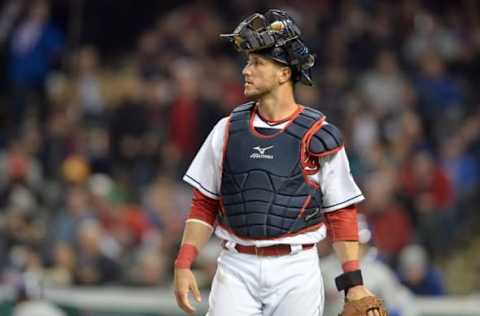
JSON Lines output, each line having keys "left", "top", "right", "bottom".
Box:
{"left": 256, "top": 87, "right": 298, "bottom": 122}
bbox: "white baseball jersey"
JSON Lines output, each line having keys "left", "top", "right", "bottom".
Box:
{"left": 183, "top": 112, "right": 364, "bottom": 247}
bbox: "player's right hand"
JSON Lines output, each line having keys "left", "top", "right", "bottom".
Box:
{"left": 174, "top": 268, "right": 202, "bottom": 315}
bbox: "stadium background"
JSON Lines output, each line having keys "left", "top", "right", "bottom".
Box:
{"left": 0, "top": 0, "right": 479, "bottom": 315}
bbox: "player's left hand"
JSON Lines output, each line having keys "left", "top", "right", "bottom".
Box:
{"left": 174, "top": 268, "right": 202, "bottom": 315}
{"left": 345, "top": 286, "right": 385, "bottom": 316}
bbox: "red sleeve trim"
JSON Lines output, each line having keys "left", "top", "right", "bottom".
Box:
{"left": 324, "top": 205, "right": 359, "bottom": 242}
{"left": 187, "top": 188, "right": 220, "bottom": 225}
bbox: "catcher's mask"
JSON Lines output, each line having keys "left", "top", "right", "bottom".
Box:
{"left": 220, "top": 9, "right": 315, "bottom": 86}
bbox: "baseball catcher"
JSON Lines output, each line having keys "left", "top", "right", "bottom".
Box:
{"left": 174, "top": 9, "right": 388, "bottom": 316}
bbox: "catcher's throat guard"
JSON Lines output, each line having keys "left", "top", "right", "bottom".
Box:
{"left": 220, "top": 9, "right": 315, "bottom": 86}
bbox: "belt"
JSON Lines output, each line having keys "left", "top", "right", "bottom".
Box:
{"left": 222, "top": 241, "right": 315, "bottom": 256}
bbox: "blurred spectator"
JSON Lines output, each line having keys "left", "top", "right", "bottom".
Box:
{"left": 2, "top": 211, "right": 45, "bottom": 262}
{"left": 143, "top": 176, "right": 190, "bottom": 247}
{"left": 362, "top": 169, "right": 413, "bottom": 262}
{"left": 50, "top": 186, "right": 95, "bottom": 244}
{"left": 107, "top": 204, "right": 151, "bottom": 252}
{"left": 414, "top": 52, "right": 464, "bottom": 143}
{"left": 167, "top": 59, "right": 204, "bottom": 174}
{"left": 88, "top": 173, "right": 115, "bottom": 226}
{"left": 400, "top": 150, "right": 454, "bottom": 211}
{"left": 441, "top": 135, "right": 479, "bottom": 200}
{"left": 85, "top": 127, "right": 112, "bottom": 175}
{"left": 0, "top": 133, "right": 44, "bottom": 203}
{"left": 109, "top": 77, "right": 154, "bottom": 186}
{"left": 398, "top": 244, "right": 446, "bottom": 296}
{"left": 135, "top": 29, "right": 164, "bottom": 80}
{"left": 126, "top": 247, "right": 167, "bottom": 286}
{"left": 43, "top": 242, "right": 75, "bottom": 287}
{"left": 404, "top": 9, "right": 464, "bottom": 64}
{"left": 61, "top": 154, "right": 91, "bottom": 185}
{"left": 41, "top": 109, "right": 76, "bottom": 178}
{"left": 6, "top": 0, "right": 64, "bottom": 135}
{"left": 440, "top": 128, "right": 479, "bottom": 238}
{"left": 72, "top": 46, "right": 107, "bottom": 122}
{"left": 359, "top": 49, "right": 409, "bottom": 117}
{"left": 74, "top": 220, "right": 120, "bottom": 285}
{"left": 399, "top": 150, "right": 455, "bottom": 255}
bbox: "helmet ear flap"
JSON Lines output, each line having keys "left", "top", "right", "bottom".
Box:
{"left": 291, "top": 66, "right": 313, "bottom": 86}
{"left": 282, "top": 39, "right": 315, "bottom": 85}
{"left": 299, "top": 68, "right": 313, "bottom": 86}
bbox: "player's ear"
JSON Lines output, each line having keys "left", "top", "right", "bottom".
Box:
{"left": 278, "top": 66, "right": 292, "bottom": 84}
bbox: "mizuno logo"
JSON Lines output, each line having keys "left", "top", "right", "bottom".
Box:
{"left": 253, "top": 145, "right": 274, "bottom": 155}
{"left": 250, "top": 145, "right": 274, "bottom": 159}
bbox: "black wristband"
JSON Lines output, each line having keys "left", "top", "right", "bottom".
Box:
{"left": 335, "top": 270, "right": 363, "bottom": 293}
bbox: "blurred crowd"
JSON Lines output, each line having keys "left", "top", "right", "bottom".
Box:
{"left": 0, "top": 0, "right": 479, "bottom": 298}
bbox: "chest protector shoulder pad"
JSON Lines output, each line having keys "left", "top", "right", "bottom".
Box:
{"left": 308, "top": 122, "right": 343, "bottom": 156}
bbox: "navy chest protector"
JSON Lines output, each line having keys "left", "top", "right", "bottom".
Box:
{"left": 220, "top": 102, "right": 328, "bottom": 239}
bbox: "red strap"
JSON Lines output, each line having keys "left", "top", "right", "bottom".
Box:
{"left": 300, "top": 118, "right": 326, "bottom": 174}
{"left": 174, "top": 243, "right": 199, "bottom": 269}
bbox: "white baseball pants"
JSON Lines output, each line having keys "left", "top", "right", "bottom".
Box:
{"left": 206, "top": 246, "right": 324, "bottom": 316}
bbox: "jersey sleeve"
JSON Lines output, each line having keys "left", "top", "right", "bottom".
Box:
{"left": 182, "top": 117, "right": 229, "bottom": 199}
{"left": 311, "top": 147, "right": 365, "bottom": 212}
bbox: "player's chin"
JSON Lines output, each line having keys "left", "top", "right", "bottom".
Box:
{"left": 244, "top": 87, "right": 260, "bottom": 98}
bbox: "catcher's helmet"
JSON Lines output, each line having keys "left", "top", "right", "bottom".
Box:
{"left": 221, "top": 9, "right": 315, "bottom": 86}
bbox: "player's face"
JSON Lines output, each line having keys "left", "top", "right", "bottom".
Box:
{"left": 242, "top": 54, "right": 283, "bottom": 98}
